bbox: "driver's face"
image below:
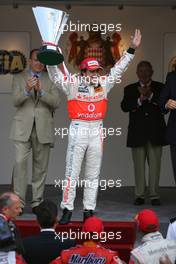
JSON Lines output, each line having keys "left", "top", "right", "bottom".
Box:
{"left": 83, "top": 69, "right": 100, "bottom": 85}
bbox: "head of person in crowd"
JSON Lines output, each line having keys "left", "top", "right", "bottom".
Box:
{"left": 80, "top": 57, "right": 103, "bottom": 85}
{"left": 135, "top": 209, "right": 159, "bottom": 234}
{"left": 35, "top": 200, "right": 58, "bottom": 229}
{"left": 0, "top": 192, "right": 22, "bottom": 220}
{"left": 29, "top": 48, "right": 45, "bottom": 74}
{"left": 82, "top": 216, "right": 104, "bottom": 242}
{"left": 136, "top": 60, "right": 153, "bottom": 85}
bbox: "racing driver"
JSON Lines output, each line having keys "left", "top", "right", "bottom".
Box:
{"left": 47, "top": 29, "right": 142, "bottom": 224}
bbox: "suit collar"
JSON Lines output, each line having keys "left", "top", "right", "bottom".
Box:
{"left": 137, "top": 80, "right": 154, "bottom": 86}
{"left": 40, "top": 231, "right": 56, "bottom": 237}
{"left": 139, "top": 80, "right": 152, "bottom": 87}
{"left": 136, "top": 80, "right": 154, "bottom": 93}
{"left": 41, "top": 228, "right": 55, "bottom": 232}
{"left": 29, "top": 69, "right": 42, "bottom": 78}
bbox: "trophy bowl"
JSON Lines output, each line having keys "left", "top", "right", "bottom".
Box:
{"left": 32, "top": 6, "right": 69, "bottom": 65}
{"left": 37, "top": 45, "right": 64, "bottom": 65}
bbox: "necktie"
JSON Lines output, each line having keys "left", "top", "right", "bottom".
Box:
{"left": 33, "top": 74, "right": 39, "bottom": 99}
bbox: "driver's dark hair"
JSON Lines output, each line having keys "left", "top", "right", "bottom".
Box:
{"left": 35, "top": 200, "right": 57, "bottom": 228}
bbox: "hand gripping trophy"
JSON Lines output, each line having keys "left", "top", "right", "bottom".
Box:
{"left": 32, "top": 6, "right": 69, "bottom": 65}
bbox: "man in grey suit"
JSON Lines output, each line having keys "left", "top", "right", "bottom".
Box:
{"left": 10, "top": 49, "right": 60, "bottom": 214}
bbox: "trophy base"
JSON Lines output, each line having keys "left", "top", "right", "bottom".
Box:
{"left": 37, "top": 46, "right": 64, "bottom": 65}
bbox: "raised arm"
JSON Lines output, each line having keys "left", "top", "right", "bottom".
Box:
{"left": 106, "top": 29, "right": 142, "bottom": 93}
{"left": 46, "top": 65, "right": 70, "bottom": 96}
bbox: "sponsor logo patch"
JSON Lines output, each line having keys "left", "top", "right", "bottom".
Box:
{"left": 78, "top": 85, "right": 89, "bottom": 93}
{"left": 87, "top": 61, "right": 99, "bottom": 66}
{"left": 68, "top": 253, "right": 106, "bottom": 264}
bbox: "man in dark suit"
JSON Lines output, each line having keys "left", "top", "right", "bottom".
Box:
{"left": 22, "top": 200, "right": 76, "bottom": 264}
{"left": 121, "top": 61, "right": 166, "bottom": 206}
{"left": 159, "top": 71, "right": 176, "bottom": 184}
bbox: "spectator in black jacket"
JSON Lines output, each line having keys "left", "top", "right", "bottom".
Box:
{"left": 121, "top": 61, "right": 166, "bottom": 206}
{"left": 23, "top": 200, "right": 76, "bottom": 264}
{"left": 159, "top": 71, "right": 176, "bottom": 184}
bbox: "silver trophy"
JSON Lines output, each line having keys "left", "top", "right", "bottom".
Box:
{"left": 32, "top": 6, "right": 69, "bottom": 65}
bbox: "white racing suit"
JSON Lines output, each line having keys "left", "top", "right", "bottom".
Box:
{"left": 130, "top": 231, "right": 176, "bottom": 264}
{"left": 47, "top": 50, "right": 134, "bottom": 211}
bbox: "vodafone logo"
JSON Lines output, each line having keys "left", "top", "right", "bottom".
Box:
{"left": 88, "top": 103, "right": 95, "bottom": 112}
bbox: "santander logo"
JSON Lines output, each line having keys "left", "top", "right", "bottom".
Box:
{"left": 88, "top": 103, "right": 95, "bottom": 112}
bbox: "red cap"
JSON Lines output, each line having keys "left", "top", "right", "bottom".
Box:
{"left": 136, "top": 209, "right": 159, "bottom": 233}
{"left": 80, "top": 57, "right": 103, "bottom": 71}
{"left": 82, "top": 216, "right": 103, "bottom": 234}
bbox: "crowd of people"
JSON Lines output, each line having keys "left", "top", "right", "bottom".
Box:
{"left": 0, "top": 192, "right": 176, "bottom": 264}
